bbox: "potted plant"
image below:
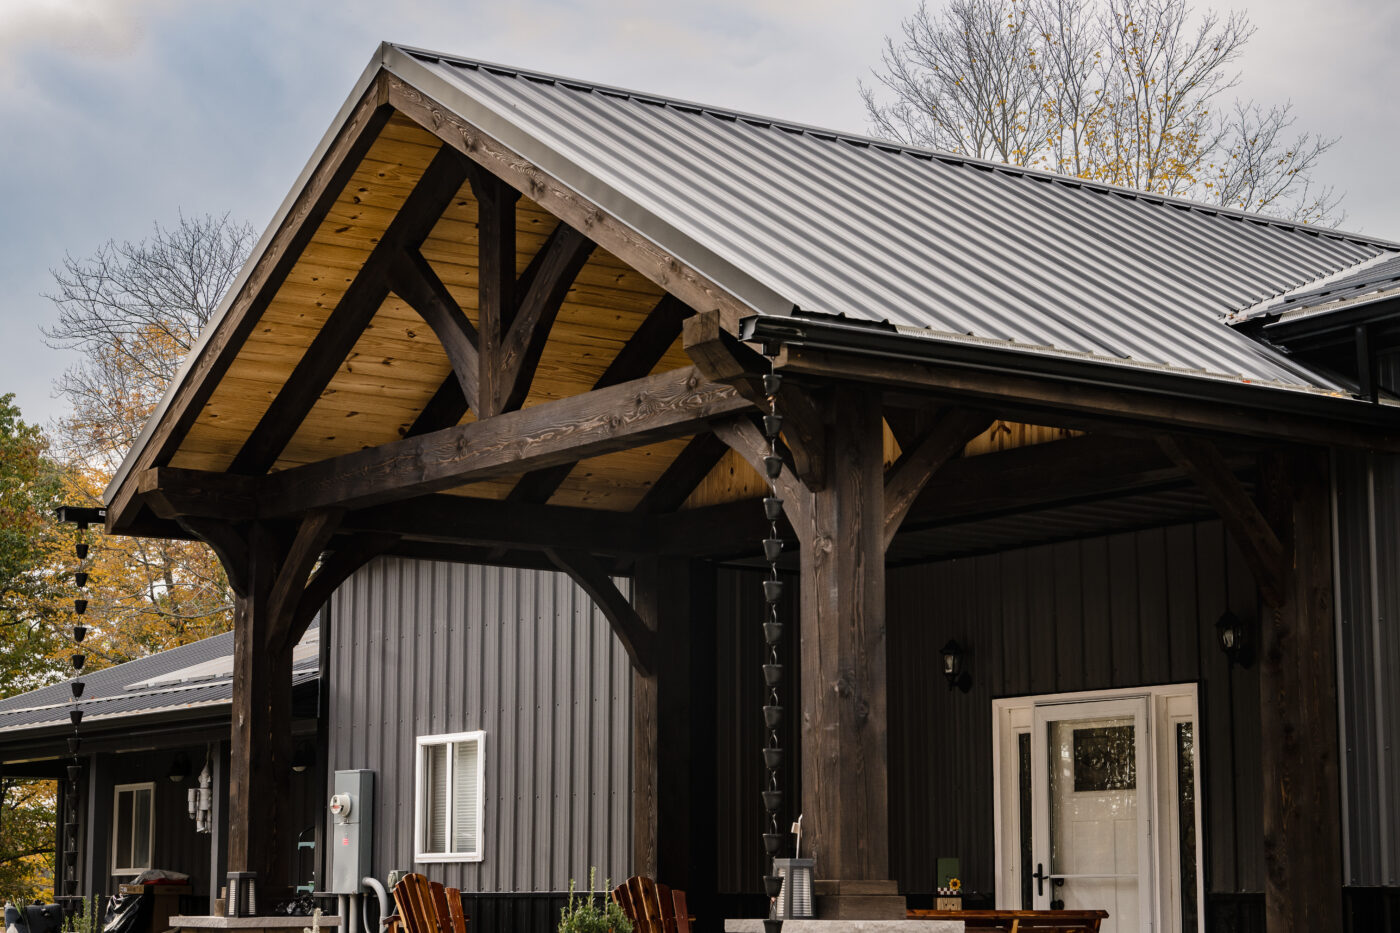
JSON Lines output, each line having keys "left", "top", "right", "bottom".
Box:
{"left": 558, "top": 869, "right": 632, "bottom": 933}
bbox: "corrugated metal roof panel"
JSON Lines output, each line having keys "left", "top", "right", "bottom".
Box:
{"left": 391, "top": 45, "right": 1392, "bottom": 391}
{"left": 0, "top": 622, "right": 319, "bottom": 736}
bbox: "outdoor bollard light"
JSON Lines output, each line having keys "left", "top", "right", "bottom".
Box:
{"left": 941, "top": 639, "right": 972, "bottom": 693}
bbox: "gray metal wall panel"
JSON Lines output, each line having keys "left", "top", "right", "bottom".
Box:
{"left": 325, "top": 558, "right": 632, "bottom": 893}
{"left": 1335, "top": 449, "right": 1400, "bottom": 886}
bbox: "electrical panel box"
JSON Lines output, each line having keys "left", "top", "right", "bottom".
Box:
{"left": 328, "top": 769, "right": 374, "bottom": 894}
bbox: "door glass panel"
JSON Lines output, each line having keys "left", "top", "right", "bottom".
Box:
{"left": 1178, "top": 722, "right": 1199, "bottom": 931}
{"left": 1046, "top": 714, "right": 1139, "bottom": 933}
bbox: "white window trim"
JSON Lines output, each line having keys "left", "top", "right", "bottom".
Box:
{"left": 413, "top": 730, "right": 485, "bottom": 863}
{"left": 992, "top": 684, "right": 1204, "bottom": 933}
{"left": 111, "top": 782, "right": 155, "bottom": 876}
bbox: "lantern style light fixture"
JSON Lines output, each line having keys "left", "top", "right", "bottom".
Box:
{"left": 167, "top": 752, "right": 191, "bottom": 784}
{"left": 1216, "top": 611, "right": 1250, "bottom": 667}
{"left": 940, "top": 640, "right": 972, "bottom": 693}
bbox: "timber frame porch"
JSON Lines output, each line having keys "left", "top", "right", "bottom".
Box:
{"left": 102, "top": 43, "right": 1400, "bottom": 933}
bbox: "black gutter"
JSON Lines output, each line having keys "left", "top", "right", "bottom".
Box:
{"left": 1263, "top": 294, "right": 1400, "bottom": 349}
{"left": 739, "top": 314, "right": 1400, "bottom": 430}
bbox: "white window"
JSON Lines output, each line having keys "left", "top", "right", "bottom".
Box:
{"left": 112, "top": 782, "right": 154, "bottom": 875}
{"left": 414, "top": 731, "right": 485, "bottom": 862}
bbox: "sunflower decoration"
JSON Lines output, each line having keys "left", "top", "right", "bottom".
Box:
{"left": 949, "top": 878, "right": 962, "bottom": 893}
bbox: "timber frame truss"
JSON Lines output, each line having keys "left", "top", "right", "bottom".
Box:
{"left": 104, "top": 62, "right": 1372, "bottom": 925}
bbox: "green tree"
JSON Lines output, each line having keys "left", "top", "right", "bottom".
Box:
{"left": 0, "top": 393, "right": 66, "bottom": 697}
{"left": 0, "top": 779, "right": 56, "bottom": 902}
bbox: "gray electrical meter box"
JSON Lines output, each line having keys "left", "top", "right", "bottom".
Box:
{"left": 328, "top": 769, "right": 374, "bottom": 894}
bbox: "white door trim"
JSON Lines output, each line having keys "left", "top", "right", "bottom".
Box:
{"left": 993, "top": 684, "right": 1204, "bottom": 933}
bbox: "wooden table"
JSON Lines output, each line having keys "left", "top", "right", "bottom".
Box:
{"left": 906, "top": 910, "right": 1107, "bottom": 932}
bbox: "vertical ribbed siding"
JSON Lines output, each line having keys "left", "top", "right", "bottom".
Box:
{"left": 881, "top": 520, "right": 1264, "bottom": 898}
{"left": 326, "top": 558, "right": 632, "bottom": 892}
{"left": 1334, "top": 448, "right": 1400, "bottom": 886}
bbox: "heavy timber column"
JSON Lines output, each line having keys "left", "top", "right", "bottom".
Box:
{"left": 1259, "top": 450, "right": 1343, "bottom": 933}
{"left": 798, "top": 386, "right": 898, "bottom": 917}
{"left": 632, "top": 558, "right": 719, "bottom": 915}
{"left": 228, "top": 526, "right": 295, "bottom": 898}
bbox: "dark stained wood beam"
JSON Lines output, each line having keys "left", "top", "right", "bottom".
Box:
{"left": 341, "top": 494, "right": 656, "bottom": 555}
{"left": 107, "top": 80, "right": 395, "bottom": 533}
{"left": 632, "top": 433, "right": 729, "bottom": 515}
{"left": 1258, "top": 449, "right": 1343, "bottom": 931}
{"left": 228, "top": 145, "right": 473, "bottom": 475}
{"left": 1157, "top": 434, "right": 1285, "bottom": 607}
{"left": 493, "top": 223, "right": 595, "bottom": 415}
{"left": 144, "top": 468, "right": 258, "bottom": 522}
{"left": 265, "top": 510, "right": 342, "bottom": 652}
{"left": 546, "top": 547, "right": 656, "bottom": 676}
{"left": 469, "top": 165, "right": 518, "bottom": 421}
{"left": 174, "top": 517, "right": 251, "bottom": 598}
{"left": 259, "top": 366, "right": 746, "bottom": 515}
{"left": 882, "top": 409, "right": 996, "bottom": 551}
{"left": 683, "top": 310, "right": 825, "bottom": 487}
{"left": 388, "top": 247, "right": 480, "bottom": 414}
{"left": 710, "top": 414, "right": 811, "bottom": 533}
{"left": 404, "top": 219, "right": 605, "bottom": 438}
{"left": 289, "top": 532, "right": 400, "bottom": 643}
{"left": 783, "top": 344, "right": 1400, "bottom": 453}
{"left": 508, "top": 293, "right": 692, "bottom": 504}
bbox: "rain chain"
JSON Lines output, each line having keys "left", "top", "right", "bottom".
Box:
{"left": 57, "top": 509, "right": 97, "bottom": 898}
{"left": 758, "top": 351, "right": 786, "bottom": 933}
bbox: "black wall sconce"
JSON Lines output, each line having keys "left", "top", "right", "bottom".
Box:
{"left": 940, "top": 639, "right": 972, "bottom": 693}
{"left": 291, "top": 741, "right": 315, "bottom": 774}
{"left": 167, "top": 752, "right": 191, "bottom": 784}
{"left": 1216, "top": 611, "right": 1252, "bottom": 668}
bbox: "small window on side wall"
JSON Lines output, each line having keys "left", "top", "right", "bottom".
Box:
{"left": 414, "top": 731, "right": 484, "bottom": 862}
{"left": 112, "top": 782, "right": 154, "bottom": 875}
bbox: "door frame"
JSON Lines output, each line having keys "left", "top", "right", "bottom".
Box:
{"left": 992, "top": 684, "right": 1205, "bottom": 933}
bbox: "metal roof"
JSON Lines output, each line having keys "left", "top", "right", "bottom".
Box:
{"left": 383, "top": 44, "right": 1396, "bottom": 393}
{"left": 0, "top": 623, "right": 318, "bottom": 740}
{"left": 103, "top": 43, "right": 1400, "bottom": 505}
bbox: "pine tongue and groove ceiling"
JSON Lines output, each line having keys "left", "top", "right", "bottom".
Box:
{"left": 165, "top": 110, "right": 1072, "bottom": 515}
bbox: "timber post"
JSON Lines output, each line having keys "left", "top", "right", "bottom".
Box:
{"left": 1258, "top": 449, "right": 1343, "bottom": 933}
{"left": 630, "top": 558, "right": 719, "bottom": 916}
{"left": 226, "top": 522, "right": 295, "bottom": 897}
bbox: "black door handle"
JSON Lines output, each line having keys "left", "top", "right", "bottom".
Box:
{"left": 1032, "top": 862, "right": 1048, "bottom": 897}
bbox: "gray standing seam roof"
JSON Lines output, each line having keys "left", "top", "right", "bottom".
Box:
{"left": 104, "top": 43, "right": 1400, "bottom": 506}
{"left": 385, "top": 44, "right": 1397, "bottom": 394}
{"left": 0, "top": 623, "right": 318, "bottom": 740}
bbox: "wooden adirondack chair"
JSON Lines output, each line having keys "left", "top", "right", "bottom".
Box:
{"left": 391, "top": 873, "right": 468, "bottom": 933}
{"left": 611, "top": 876, "right": 693, "bottom": 933}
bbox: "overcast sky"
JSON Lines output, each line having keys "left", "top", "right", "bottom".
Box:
{"left": 4, "top": 0, "right": 1399, "bottom": 427}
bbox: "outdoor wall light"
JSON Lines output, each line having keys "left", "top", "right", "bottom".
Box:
{"left": 167, "top": 752, "right": 191, "bottom": 784}
{"left": 291, "top": 741, "right": 315, "bottom": 774}
{"left": 940, "top": 639, "right": 972, "bottom": 693}
{"left": 1216, "top": 611, "right": 1251, "bottom": 667}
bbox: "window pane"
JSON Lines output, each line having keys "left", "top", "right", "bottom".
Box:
{"left": 424, "top": 744, "right": 448, "bottom": 853}
{"left": 114, "top": 791, "right": 133, "bottom": 870}
{"left": 452, "top": 740, "right": 479, "bottom": 854}
{"left": 133, "top": 788, "right": 152, "bottom": 869}
{"left": 1177, "top": 723, "right": 1199, "bottom": 932}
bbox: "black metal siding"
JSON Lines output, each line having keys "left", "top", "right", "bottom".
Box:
{"left": 1334, "top": 447, "right": 1400, "bottom": 887}
{"left": 324, "top": 558, "right": 632, "bottom": 893}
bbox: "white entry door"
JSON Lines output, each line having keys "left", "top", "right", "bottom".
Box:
{"left": 1030, "top": 697, "right": 1153, "bottom": 933}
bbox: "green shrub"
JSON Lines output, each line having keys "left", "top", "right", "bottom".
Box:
{"left": 558, "top": 869, "right": 632, "bottom": 933}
